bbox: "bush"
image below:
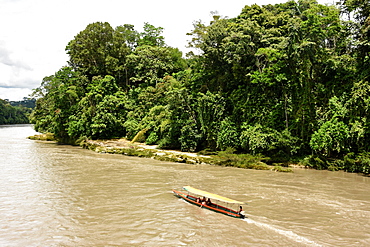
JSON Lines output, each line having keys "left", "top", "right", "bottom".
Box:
{"left": 28, "top": 133, "right": 56, "bottom": 141}
{"left": 299, "top": 155, "right": 329, "bottom": 170}
{"left": 240, "top": 124, "right": 299, "bottom": 155}
{"left": 146, "top": 131, "right": 159, "bottom": 145}
{"left": 179, "top": 120, "right": 201, "bottom": 152}
{"left": 216, "top": 119, "right": 240, "bottom": 150}
{"left": 343, "top": 152, "right": 370, "bottom": 174}
{"left": 273, "top": 166, "right": 293, "bottom": 172}
{"left": 328, "top": 159, "right": 344, "bottom": 171}
{"left": 211, "top": 150, "right": 270, "bottom": 170}
{"left": 343, "top": 153, "right": 360, "bottom": 172}
{"left": 310, "top": 118, "right": 349, "bottom": 156}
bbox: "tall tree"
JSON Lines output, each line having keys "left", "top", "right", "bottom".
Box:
{"left": 138, "top": 22, "right": 165, "bottom": 47}
{"left": 30, "top": 67, "right": 87, "bottom": 141}
{"left": 126, "top": 46, "right": 186, "bottom": 87}
{"left": 340, "top": 0, "right": 370, "bottom": 81}
{"left": 66, "top": 22, "right": 132, "bottom": 87}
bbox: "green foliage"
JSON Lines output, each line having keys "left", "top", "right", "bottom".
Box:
{"left": 68, "top": 76, "right": 127, "bottom": 139}
{"left": 216, "top": 119, "right": 240, "bottom": 150}
{"left": 310, "top": 118, "right": 350, "bottom": 155}
{"left": 9, "top": 98, "right": 36, "bottom": 108}
{"left": 341, "top": 0, "right": 370, "bottom": 82}
{"left": 299, "top": 155, "right": 330, "bottom": 170}
{"left": 66, "top": 22, "right": 116, "bottom": 78}
{"left": 240, "top": 124, "right": 299, "bottom": 155}
{"left": 126, "top": 46, "right": 186, "bottom": 87}
{"left": 272, "top": 165, "right": 293, "bottom": 172}
{"left": 115, "top": 24, "right": 139, "bottom": 50}
{"left": 300, "top": 152, "right": 370, "bottom": 174}
{"left": 343, "top": 152, "right": 370, "bottom": 174}
{"left": 0, "top": 99, "right": 31, "bottom": 124}
{"left": 30, "top": 67, "right": 86, "bottom": 141}
{"left": 212, "top": 150, "right": 270, "bottom": 170}
{"left": 29, "top": 1, "right": 370, "bottom": 173}
{"left": 179, "top": 119, "right": 201, "bottom": 152}
{"left": 138, "top": 22, "right": 165, "bottom": 47}
{"left": 358, "top": 153, "right": 370, "bottom": 174}
{"left": 197, "top": 92, "right": 226, "bottom": 150}
{"left": 28, "top": 133, "right": 56, "bottom": 141}
{"left": 145, "top": 132, "right": 159, "bottom": 145}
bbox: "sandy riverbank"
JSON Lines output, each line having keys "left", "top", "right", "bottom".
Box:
{"left": 81, "top": 139, "right": 212, "bottom": 165}
{"left": 28, "top": 134, "right": 294, "bottom": 171}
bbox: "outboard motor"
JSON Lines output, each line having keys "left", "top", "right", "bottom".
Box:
{"left": 239, "top": 210, "right": 245, "bottom": 219}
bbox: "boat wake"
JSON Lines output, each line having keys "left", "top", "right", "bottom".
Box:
{"left": 242, "top": 218, "right": 322, "bottom": 246}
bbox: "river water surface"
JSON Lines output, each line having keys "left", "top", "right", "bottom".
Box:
{"left": 0, "top": 125, "right": 369, "bottom": 246}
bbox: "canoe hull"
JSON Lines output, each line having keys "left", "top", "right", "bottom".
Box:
{"left": 172, "top": 189, "right": 245, "bottom": 219}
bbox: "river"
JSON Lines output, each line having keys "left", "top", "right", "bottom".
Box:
{"left": 0, "top": 125, "right": 369, "bottom": 246}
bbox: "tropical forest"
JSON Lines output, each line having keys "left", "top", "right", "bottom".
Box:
{"left": 30, "top": 0, "right": 370, "bottom": 173}
{"left": 0, "top": 98, "right": 34, "bottom": 125}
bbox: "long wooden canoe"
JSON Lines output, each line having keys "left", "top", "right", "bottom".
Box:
{"left": 172, "top": 186, "right": 246, "bottom": 219}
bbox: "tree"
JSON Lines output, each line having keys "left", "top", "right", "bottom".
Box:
{"left": 310, "top": 118, "right": 350, "bottom": 156}
{"left": 216, "top": 119, "right": 240, "bottom": 150}
{"left": 29, "top": 67, "right": 87, "bottom": 141}
{"left": 66, "top": 22, "right": 115, "bottom": 78}
{"left": 115, "top": 24, "right": 140, "bottom": 50}
{"left": 126, "top": 46, "right": 186, "bottom": 87}
{"left": 196, "top": 92, "right": 226, "bottom": 150}
{"left": 66, "top": 22, "right": 132, "bottom": 87}
{"left": 67, "top": 75, "right": 128, "bottom": 139}
{"left": 28, "top": 2, "right": 370, "bottom": 173}
{"left": 138, "top": 22, "right": 165, "bottom": 47}
{"left": 340, "top": 0, "right": 370, "bottom": 82}
{"left": 0, "top": 99, "right": 31, "bottom": 124}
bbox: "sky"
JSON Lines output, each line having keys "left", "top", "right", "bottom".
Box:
{"left": 0, "top": 0, "right": 333, "bottom": 101}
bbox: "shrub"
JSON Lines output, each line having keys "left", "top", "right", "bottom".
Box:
{"left": 179, "top": 120, "right": 201, "bottom": 152}
{"left": 146, "top": 132, "right": 159, "bottom": 145}
{"left": 344, "top": 152, "right": 370, "bottom": 174}
{"left": 272, "top": 166, "right": 293, "bottom": 172}
{"left": 240, "top": 124, "right": 299, "bottom": 155}
{"left": 299, "top": 155, "right": 329, "bottom": 170}
{"left": 211, "top": 150, "right": 270, "bottom": 170}
{"left": 310, "top": 118, "right": 349, "bottom": 156}
{"left": 216, "top": 119, "right": 240, "bottom": 150}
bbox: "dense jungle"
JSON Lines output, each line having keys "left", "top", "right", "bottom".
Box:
{"left": 0, "top": 98, "right": 34, "bottom": 124}
{"left": 29, "top": 0, "right": 370, "bottom": 173}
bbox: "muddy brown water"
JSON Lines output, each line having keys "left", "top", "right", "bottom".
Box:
{"left": 1, "top": 125, "right": 369, "bottom": 246}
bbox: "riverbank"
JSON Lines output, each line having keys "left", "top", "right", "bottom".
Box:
{"left": 28, "top": 134, "right": 293, "bottom": 172}
{"left": 82, "top": 139, "right": 294, "bottom": 172}
{"left": 81, "top": 138, "right": 213, "bottom": 165}
{"left": 80, "top": 139, "right": 370, "bottom": 175}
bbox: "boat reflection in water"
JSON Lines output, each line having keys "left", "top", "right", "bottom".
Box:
{"left": 172, "top": 186, "right": 246, "bottom": 219}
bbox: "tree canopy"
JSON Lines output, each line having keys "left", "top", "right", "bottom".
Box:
{"left": 30, "top": 0, "right": 370, "bottom": 173}
{"left": 0, "top": 99, "right": 33, "bottom": 125}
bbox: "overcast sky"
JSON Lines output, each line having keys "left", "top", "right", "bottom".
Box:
{"left": 0, "top": 0, "right": 333, "bottom": 101}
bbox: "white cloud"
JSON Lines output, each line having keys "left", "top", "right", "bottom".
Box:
{"left": 0, "top": 87, "right": 33, "bottom": 101}
{"left": 0, "top": 45, "right": 31, "bottom": 70}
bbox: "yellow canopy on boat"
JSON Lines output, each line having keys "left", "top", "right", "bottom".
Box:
{"left": 183, "top": 186, "right": 245, "bottom": 204}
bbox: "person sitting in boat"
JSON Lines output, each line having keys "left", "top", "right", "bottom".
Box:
{"left": 200, "top": 197, "right": 207, "bottom": 207}
{"left": 238, "top": 206, "right": 245, "bottom": 218}
{"left": 206, "top": 198, "right": 212, "bottom": 206}
{"left": 201, "top": 197, "right": 207, "bottom": 204}
{"left": 196, "top": 197, "right": 201, "bottom": 203}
